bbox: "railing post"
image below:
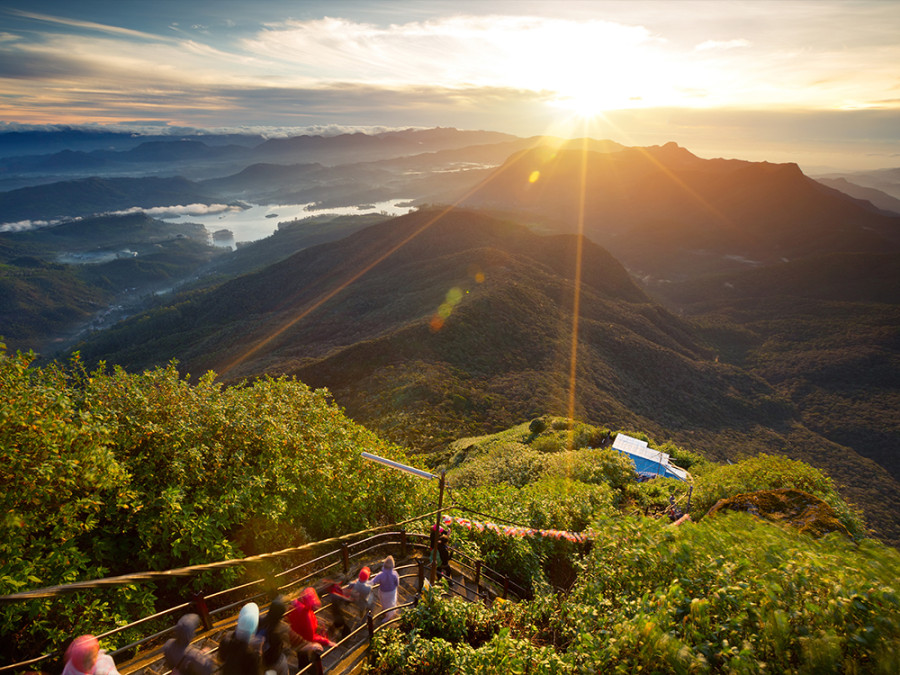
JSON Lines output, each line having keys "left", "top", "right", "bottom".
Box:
{"left": 503, "top": 576, "right": 510, "bottom": 600}
{"left": 430, "top": 471, "right": 446, "bottom": 587}
{"left": 474, "top": 560, "right": 482, "bottom": 591}
{"left": 366, "top": 610, "right": 375, "bottom": 639}
{"left": 400, "top": 529, "right": 408, "bottom": 558}
{"left": 311, "top": 649, "right": 324, "bottom": 675}
{"left": 191, "top": 591, "right": 212, "bottom": 631}
{"left": 417, "top": 558, "right": 425, "bottom": 591}
{"left": 341, "top": 542, "right": 350, "bottom": 574}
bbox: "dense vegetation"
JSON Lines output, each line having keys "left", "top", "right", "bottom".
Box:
{"left": 0, "top": 346, "right": 417, "bottom": 661}
{"left": 653, "top": 266, "right": 900, "bottom": 546}
{"left": 374, "top": 515, "right": 900, "bottom": 674}
{"left": 2, "top": 343, "right": 897, "bottom": 672}
{"left": 374, "top": 420, "right": 898, "bottom": 675}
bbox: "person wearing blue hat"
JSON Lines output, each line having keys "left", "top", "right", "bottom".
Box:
{"left": 218, "top": 602, "right": 263, "bottom": 675}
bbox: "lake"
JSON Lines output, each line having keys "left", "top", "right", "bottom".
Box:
{"left": 159, "top": 199, "right": 415, "bottom": 249}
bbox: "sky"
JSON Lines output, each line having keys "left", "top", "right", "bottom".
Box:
{"left": 1, "top": 0, "right": 899, "bottom": 170}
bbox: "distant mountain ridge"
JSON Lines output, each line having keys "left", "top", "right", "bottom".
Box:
{"left": 0, "top": 176, "right": 217, "bottom": 223}
{"left": 815, "top": 176, "right": 900, "bottom": 214}
{"left": 0, "top": 127, "right": 518, "bottom": 178}
{"left": 462, "top": 143, "right": 900, "bottom": 279}
{"left": 4, "top": 129, "right": 897, "bottom": 546}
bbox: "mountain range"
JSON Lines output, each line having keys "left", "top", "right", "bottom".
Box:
{"left": 460, "top": 142, "right": 900, "bottom": 280}
{"left": 2, "top": 128, "right": 898, "bottom": 546}
{"left": 67, "top": 206, "right": 900, "bottom": 545}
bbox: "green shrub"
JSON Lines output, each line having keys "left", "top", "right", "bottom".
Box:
{"left": 530, "top": 434, "right": 564, "bottom": 454}
{"left": 458, "top": 628, "right": 573, "bottom": 673}
{"left": 625, "top": 477, "right": 690, "bottom": 515}
{"left": 689, "top": 453, "right": 866, "bottom": 537}
{"left": 447, "top": 443, "right": 543, "bottom": 488}
{"left": 651, "top": 440, "right": 709, "bottom": 472}
{"left": 559, "top": 512, "right": 900, "bottom": 674}
{"left": 528, "top": 417, "right": 547, "bottom": 434}
{"left": 550, "top": 417, "right": 571, "bottom": 431}
{"left": 401, "top": 584, "right": 498, "bottom": 647}
{"left": 369, "top": 627, "right": 463, "bottom": 675}
{"left": 542, "top": 448, "right": 637, "bottom": 491}
{"left": 521, "top": 478, "right": 616, "bottom": 532}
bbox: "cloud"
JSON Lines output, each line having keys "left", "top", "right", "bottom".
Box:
{"left": 0, "top": 204, "right": 243, "bottom": 233}
{"left": 5, "top": 8, "right": 177, "bottom": 42}
{"left": 695, "top": 39, "right": 750, "bottom": 51}
{"left": 0, "top": 218, "right": 60, "bottom": 233}
{"left": 110, "top": 203, "right": 243, "bottom": 218}
{"left": 242, "top": 15, "right": 658, "bottom": 92}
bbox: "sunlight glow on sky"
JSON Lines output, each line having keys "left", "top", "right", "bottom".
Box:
{"left": 1, "top": 1, "right": 899, "bottom": 169}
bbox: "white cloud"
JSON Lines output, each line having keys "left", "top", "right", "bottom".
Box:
{"left": 109, "top": 204, "right": 243, "bottom": 218}
{"left": 0, "top": 218, "right": 58, "bottom": 232}
{"left": 0, "top": 204, "right": 241, "bottom": 232}
{"left": 6, "top": 9, "right": 177, "bottom": 43}
{"left": 695, "top": 39, "right": 750, "bottom": 51}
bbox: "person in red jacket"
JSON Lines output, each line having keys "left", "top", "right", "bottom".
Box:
{"left": 287, "top": 587, "right": 334, "bottom": 649}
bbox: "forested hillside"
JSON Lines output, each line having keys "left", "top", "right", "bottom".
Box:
{"left": 65, "top": 208, "right": 900, "bottom": 547}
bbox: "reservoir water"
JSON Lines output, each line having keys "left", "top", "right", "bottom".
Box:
{"left": 159, "top": 199, "right": 415, "bottom": 248}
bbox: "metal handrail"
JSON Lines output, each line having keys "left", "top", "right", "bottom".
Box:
{"left": 2, "top": 507, "right": 530, "bottom": 674}
{"left": 0, "top": 511, "right": 443, "bottom": 673}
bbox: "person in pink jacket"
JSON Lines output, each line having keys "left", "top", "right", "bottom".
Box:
{"left": 62, "top": 635, "right": 120, "bottom": 675}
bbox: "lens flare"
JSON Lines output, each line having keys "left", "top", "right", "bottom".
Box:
{"left": 430, "top": 286, "right": 465, "bottom": 332}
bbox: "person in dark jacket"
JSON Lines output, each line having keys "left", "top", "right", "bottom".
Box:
{"left": 218, "top": 602, "right": 262, "bottom": 675}
{"left": 348, "top": 567, "right": 375, "bottom": 616}
{"left": 257, "top": 597, "right": 294, "bottom": 675}
{"left": 163, "top": 614, "right": 213, "bottom": 675}
{"left": 325, "top": 583, "right": 352, "bottom": 641}
{"left": 437, "top": 532, "right": 452, "bottom": 579}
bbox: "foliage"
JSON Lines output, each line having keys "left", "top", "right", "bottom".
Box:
{"left": 400, "top": 584, "right": 498, "bottom": 646}
{"left": 370, "top": 588, "right": 572, "bottom": 675}
{"left": 0, "top": 347, "right": 418, "bottom": 661}
{"left": 557, "top": 513, "right": 900, "bottom": 674}
{"left": 530, "top": 434, "right": 564, "bottom": 454}
{"left": 520, "top": 478, "right": 616, "bottom": 532}
{"left": 369, "top": 628, "right": 463, "bottom": 675}
{"left": 689, "top": 453, "right": 866, "bottom": 538}
{"left": 0, "top": 345, "right": 153, "bottom": 659}
{"left": 447, "top": 443, "right": 544, "bottom": 488}
{"left": 651, "top": 440, "right": 710, "bottom": 472}
{"left": 379, "top": 509, "right": 900, "bottom": 674}
{"left": 528, "top": 417, "right": 547, "bottom": 434}
{"left": 541, "top": 448, "right": 637, "bottom": 491}
{"left": 624, "top": 477, "right": 691, "bottom": 515}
